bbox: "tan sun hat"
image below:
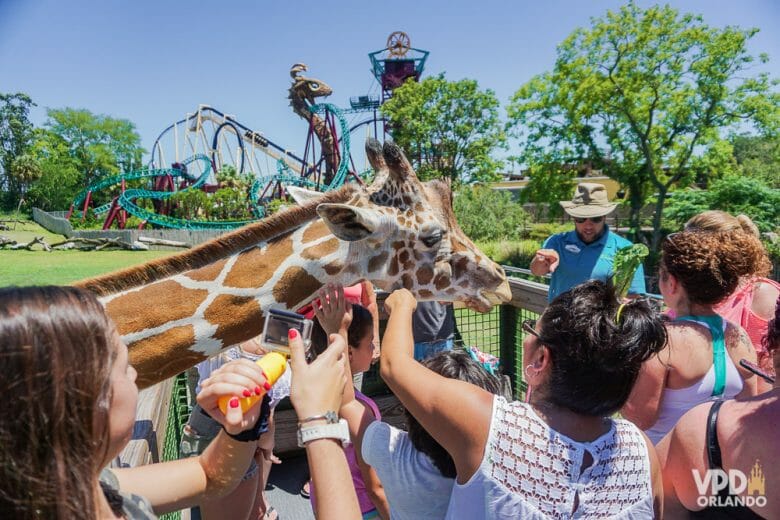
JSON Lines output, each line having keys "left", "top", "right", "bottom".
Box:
{"left": 559, "top": 183, "right": 618, "bottom": 218}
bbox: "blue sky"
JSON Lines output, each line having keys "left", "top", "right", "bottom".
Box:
{"left": 2, "top": 0, "right": 779, "bottom": 171}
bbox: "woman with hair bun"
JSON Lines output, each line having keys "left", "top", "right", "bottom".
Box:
{"left": 623, "top": 230, "right": 760, "bottom": 445}
{"left": 685, "top": 210, "right": 780, "bottom": 391}
{"left": 381, "top": 280, "right": 667, "bottom": 519}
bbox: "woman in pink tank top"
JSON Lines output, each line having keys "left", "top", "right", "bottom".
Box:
{"left": 686, "top": 211, "right": 779, "bottom": 391}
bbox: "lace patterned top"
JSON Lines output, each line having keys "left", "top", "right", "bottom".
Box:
{"left": 445, "top": 397, "right": 655, "bottom": 519}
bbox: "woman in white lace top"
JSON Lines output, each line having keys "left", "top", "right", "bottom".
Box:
{"left": 381, "top": 281, "right": 667, "bottom": 519}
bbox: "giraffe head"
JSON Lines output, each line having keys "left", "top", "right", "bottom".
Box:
{"left": 289, "top": 63, "right": 333, "bottom": 106}
{"left": 314, "top": 139, "right": 511, "bottom": 312}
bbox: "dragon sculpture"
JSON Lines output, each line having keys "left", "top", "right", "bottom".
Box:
{"left": 288, "top": 63, "right": 338, "bottom": 187}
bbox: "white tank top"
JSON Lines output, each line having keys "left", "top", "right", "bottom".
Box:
{"left": 645, "top": 317, "right": 743, "bottom": 445}
{"left": 445, "top": 396, "right": 655, "bottom": 519}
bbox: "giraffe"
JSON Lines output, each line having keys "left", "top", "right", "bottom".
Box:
{"left": 75, "top": 139, "right": 511, "bottom": 389}
{"left": 288, "top": 63, "right": 338, "bottom": 186}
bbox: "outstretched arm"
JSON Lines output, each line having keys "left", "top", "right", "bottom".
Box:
{"left": 380, "top": 289, "right": 494, "bottom": 482}
{"left": 115, "top": 359, "right": 268, "bottom": 513}
{"left": 289, "top": 328, "right": 361, "bottom": 520}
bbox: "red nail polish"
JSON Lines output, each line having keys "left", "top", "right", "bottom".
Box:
{"left": 229, "top": 398, "right": 239, "bottom": 409}
{"left": 242, "top": 389, "right": 252, "bottom": 397}
{"left": 254, "top": 386, "right": 263, "bottom": 395}
{"left": 263, "top": 381, "right": 272, "bottom": 391}
{"left": 288, "top": 329, "right": 298, "bottom": 339}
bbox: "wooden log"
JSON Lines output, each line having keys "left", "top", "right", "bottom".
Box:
{"left": 138, "top": 236, "right": 191, "bottom": 248}
{"left": 0, "top": 236, "right": 17, "bottom": 248}
{"left": 273, "top": 393, "right": 407, "bottom": 457}
{"left": 49, "top": 237, "right": 147, "bottom": 251}
{"left": 9, "top": 236, "right": 51, "bottom": 251}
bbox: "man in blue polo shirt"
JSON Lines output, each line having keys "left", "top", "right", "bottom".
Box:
{"left": 530, "top": 182, "right": 646, "bottom": 301}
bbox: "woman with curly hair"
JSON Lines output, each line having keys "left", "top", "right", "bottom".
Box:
{"left": 685, "top": 210, "right": 780, "bottom": 392}
{"left": 656, "top": 296, "right": 780, "bottom": 518}
{"left": 623, "top": 230, "right": 760, "bottom": 444}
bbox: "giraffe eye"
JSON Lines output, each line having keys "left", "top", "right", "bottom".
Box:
{"left": 421, "top": 231, "right": 443, "bottom": 248}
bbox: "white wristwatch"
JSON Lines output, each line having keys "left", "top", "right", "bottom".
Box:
{"left": 297, "top": 419, "right": 351, "bottom": 448}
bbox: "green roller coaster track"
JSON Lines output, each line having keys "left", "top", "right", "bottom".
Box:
{"left": 71, "top": 103, "right": 371, "bottom": 230}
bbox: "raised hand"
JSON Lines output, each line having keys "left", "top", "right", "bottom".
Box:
{"left": 314, "top": 283, "right": 352, "bottom": 339}
{"left": 197, "top": 359, "right": 267, "bottom": 436}
{"left": 289, "top": 328, "right": 349, "bottom": 420}
{"left": 384, "top": 288, "right": 417, "bottom": 316}
{"left": 534, "top": 249, "right": 560, "bottom": 273}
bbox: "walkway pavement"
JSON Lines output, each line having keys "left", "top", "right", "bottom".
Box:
{"left": 265, "top": 454, "right": 315, "bottom": 519}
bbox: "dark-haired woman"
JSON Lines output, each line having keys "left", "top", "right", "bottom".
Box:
{"left": 0, "top": 286, "right": 269, "bottom": 519}
{"left": 341, "top": 348, "right": 507, "bottom": 520}
{"left": 656, "top": 296, "right": 780, "bottom": 518}
{"left": 306, "top": 284, "right": 389, "bottom": 520}
{"left": 623, "top": 231, "right": 759, "bottom": 444}
{"left": 381, "top": 281, "right": 667, "bottom": 519}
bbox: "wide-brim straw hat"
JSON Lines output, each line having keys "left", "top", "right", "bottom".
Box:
{"left": 559, "top": 182, "right": 618, "bottom": 218}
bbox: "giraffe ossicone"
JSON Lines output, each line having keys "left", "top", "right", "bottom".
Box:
{"left": 76, "top": 139, "right": 510, "bottom": 388}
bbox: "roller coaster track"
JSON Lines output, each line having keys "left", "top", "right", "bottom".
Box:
{"left": 70, "top": 103, "right": 369, "bottom": 230}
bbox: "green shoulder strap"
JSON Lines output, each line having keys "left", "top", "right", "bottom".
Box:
{"left": 674, "top": 314, "right": 727, "bottom": 397}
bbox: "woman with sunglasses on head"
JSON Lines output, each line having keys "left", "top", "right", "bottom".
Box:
{"left": 381, "top": 280, "right": 667, "bottom": 519}
{"left": 622, "top": 230, "right": 760, "bottom": 445}
{"left": 656, "top": 296, "right": 779, "bottom": 518}
{"left": 531, "top": 183, "right": 646, "bottom": 301}
{"left": 685, "top": 210, "right": 779, "bottom": 393}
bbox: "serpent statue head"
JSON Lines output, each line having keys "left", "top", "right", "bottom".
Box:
{"left": 289, "top": 63, "right": 333, "bottom": 106}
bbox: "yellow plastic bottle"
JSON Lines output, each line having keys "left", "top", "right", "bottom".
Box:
{"left": 217, "top": 352, "right": 288, "bottom": 414}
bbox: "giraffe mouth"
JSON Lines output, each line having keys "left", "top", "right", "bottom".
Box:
{"left": 467, "top": 280, "right": 512, "bottom": 312}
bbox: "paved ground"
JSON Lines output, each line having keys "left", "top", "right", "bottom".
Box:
{"left": 265, "top": 454, "right": 315, "bottom": 519}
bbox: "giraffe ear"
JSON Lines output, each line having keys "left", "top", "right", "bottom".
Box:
{"left": 286, "top": 186, "right": 322, "bottom": 205}
{"left": 317, "top": 203, "right": 380, "bottom": 241}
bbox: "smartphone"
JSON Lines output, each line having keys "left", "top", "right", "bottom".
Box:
{"left": 739, "top": 358, "right": 775, "bottom": 385}
{"left": 261, "top": 308, "right": 313, "bottom": 356}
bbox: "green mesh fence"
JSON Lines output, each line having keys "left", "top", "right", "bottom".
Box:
{"left": 357, "top": 303, "right": 540, "bottom": 400}
{"left": 159, "top": 372, "right": 192, "bottom": 520}
{"left": 454, "top": 305, "right": 539, "bottom": 400}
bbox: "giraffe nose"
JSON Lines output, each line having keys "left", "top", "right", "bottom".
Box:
{"left": 487, "top": 279, "right": 512, "bottom": 304}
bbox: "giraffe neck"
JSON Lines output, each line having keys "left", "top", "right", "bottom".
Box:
{"left": 103, "top": 218, "right": 362, "bottom": 388}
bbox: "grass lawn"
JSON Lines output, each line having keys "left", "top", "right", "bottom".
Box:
{"left": 0, "top": 219, "right": 175, "bottom": 286}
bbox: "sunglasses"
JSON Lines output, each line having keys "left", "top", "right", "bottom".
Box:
{"left": 573, "top": 216, "right": 605, "bottom": 224}
{"left": 522, "top": 319, "right": 541, "bottom": 339}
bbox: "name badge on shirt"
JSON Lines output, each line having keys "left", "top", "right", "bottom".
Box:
{"left": 565, "top": 244, "right": 581, "bottom": 254}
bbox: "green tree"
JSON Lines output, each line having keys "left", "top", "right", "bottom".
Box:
{"left": 664, "top": 175, "right": 780, "bottom": 232}
{"left": 516, "top": 163, "right": 577, "bottom": 219}
{"left": 507, "top": 2, "right": 779, "bottom": 250}
{"left": 731, "top": 134, "right": 780, "bottom": 188}
{"left": 0, "top": 92, "right": 37, "bottom": 209}
{"left": 9, "top": 153, "right": 42, "bottom": 191}
{"left": 24, "top": 129, "right": 82, "bottom": 211}
{"left": 453, "top": 185, "right": 530, "bottom": 241}
{"left": 44, "top": 108, "right": 145, "bottom": 190}
{"left": 381, "top": 74, "right": 506, "bottom": 184}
